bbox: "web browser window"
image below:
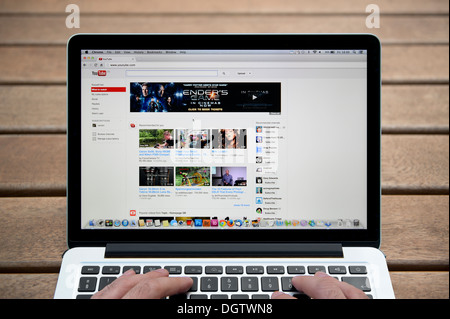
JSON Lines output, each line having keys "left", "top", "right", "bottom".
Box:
{"left": 80, "top": 49, "right": 367, "bottom": 230}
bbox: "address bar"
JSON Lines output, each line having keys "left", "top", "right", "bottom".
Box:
{"left": 126, "top": 70, "right": 218, "bottom": 77}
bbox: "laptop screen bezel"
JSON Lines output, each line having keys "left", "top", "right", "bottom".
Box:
{"left": 67, "top": 34, "right": 381, "bottom": 248}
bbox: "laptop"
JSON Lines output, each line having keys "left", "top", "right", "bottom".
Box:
{"left": 54, "top": 34, "right": 395, "bottom": 299}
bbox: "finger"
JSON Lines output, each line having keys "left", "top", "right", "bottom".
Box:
{"left": 91, "top": 268, "right": 169, "bottom": 299}
{"left": 312, "top": 272, "right": 368, "bottom": 299}
{"left": 337, "top": 280, "right": 369, "bottom": 299}
{"left": 122, "top": 276, "right": 193, "bottom": 299}
{"left": 271, "top": 291, "right": 297, "bottom": 299}
{"left": 291, "top": 273, "right": 347, "bottom": 299}
{"left": 91, "top": 269, "right": 140, "bottom": 299}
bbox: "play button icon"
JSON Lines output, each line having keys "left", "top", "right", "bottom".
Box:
{"left": 252, "top": 95, "right": 257, "bottom": 100}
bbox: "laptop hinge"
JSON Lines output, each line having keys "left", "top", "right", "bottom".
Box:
{"left": 105, "top": 243, "right": 343, "bottom": 258}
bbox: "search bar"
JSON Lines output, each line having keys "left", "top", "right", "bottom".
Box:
{"left": 126, "top": 70, "right": 218, "bottom": 77}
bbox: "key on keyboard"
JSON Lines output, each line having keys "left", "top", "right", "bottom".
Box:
{"left": 221, "top": 277, "right": 238, "bottom": 291}
{"left": 78, "top": 277, "right": 97, "bottom": 292}
{"left": 342, "top": 277, "right": 371, "bottom": 292}
{"left": 261, "top": 277, "right": 279, "bottom": 291}
{"left": 226, "top": 266, "right": 243, "bottom": 274}
{"left": 99, "top": 277, "right": 116, "bottom": 291}
{"left": 102, "top": 266, "right": 120, "bottom": 274}
{"left": 123, "top": 266, "right": 141, "bottom": 274}
{"left": 201, "top": 277, "right": 218, "bottom": 291}
{"left": 241, "top": 277, "right": 258, "bottom": 292}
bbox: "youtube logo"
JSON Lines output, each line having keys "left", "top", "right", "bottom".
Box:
{"left": 98, "top": 70, "right": 106, "bottom": 76}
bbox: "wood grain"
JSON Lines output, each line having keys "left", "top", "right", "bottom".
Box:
{"left": 381, "top": 135, "right": 449, "bottom": 194}
{"left": 390, "top": 271, "right": 449, "bottom": 299}
{"left": 0, "top": 135, "right": 66, "bottom": 196}
{"left": 380, "top": 45, "right": 449, "bottom": 84}
{"left": 382, "top": 85, "right": 449, "bottom": 134}
{"left": 0, "top": 47, "right": 65, "bottom": 85}
{"left": 0, "top": 85, "right": 66, "bottom": 133}
{"left": 0, "top": 274, "right": 59, "bottom": 299}
{"left": 380, "top": 195, "right": 449, "bottom": 270}
{"left": 0, "top": 197, "right": 67, "bottom": 272}
{"left": 0, "top": 15, "right": 448, "bottom": 45}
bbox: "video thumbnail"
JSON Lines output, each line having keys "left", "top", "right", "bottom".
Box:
{"left": 139, "top": 167, "right": 174, "bottom": 186}
{"left": 175, "top": 167, "right": 211, "bottom": 186}
{"left": 139, "top": 129, "right": 174, "bottom": 149}
{"left": 176, "top": 129, "right": 210, "bottom": 149}
{"left": 211, "top": 129, "right": 247, "bottom": 149}
{"left": 211, "top": 166, "right": 247, "bottom": 186}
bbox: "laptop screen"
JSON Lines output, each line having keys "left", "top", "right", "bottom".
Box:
{"left": 79, "top": 47, "right": 368, "bottom": 232}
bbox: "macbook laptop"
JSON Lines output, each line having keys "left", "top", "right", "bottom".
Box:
{"left": 54, "top": 34, "right": 395, "bottom": 299}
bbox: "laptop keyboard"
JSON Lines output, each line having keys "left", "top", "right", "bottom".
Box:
{"left": 76, "top": 263, "right": 373, "bottom": 299}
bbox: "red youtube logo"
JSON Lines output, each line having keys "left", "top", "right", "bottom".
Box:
{"left": 98, "top": 70, "right": 106, "bottom": 76}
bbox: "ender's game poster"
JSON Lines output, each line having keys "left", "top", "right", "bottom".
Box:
{"left": 130, "top": 82, "right": 281, "bottom": 113}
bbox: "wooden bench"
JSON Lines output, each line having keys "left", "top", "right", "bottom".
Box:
{"left": 0, "top": 0, "right": 448, "bottom": 299}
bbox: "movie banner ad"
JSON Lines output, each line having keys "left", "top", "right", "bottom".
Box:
{"left": 130, "top": 82, "right": 281, "bottom": 113}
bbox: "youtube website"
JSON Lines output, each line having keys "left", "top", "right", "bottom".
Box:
{"left": 81, "top": 49, "right": 368, "bottom": 230}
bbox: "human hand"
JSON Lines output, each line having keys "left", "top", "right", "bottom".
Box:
{"left": 91, "top": 268, "right": 193, "bottom": 299}
{"left": 271, "top": 272, "right": 368, "bottom": 299}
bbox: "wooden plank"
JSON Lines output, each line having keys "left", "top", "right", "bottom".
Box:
{"left": 1, "top": 85, "right": 447, "bottom": 134}
{"left": 390, "top": 272, "right": 449, "bottom": 299}
{"left": 0, "top": 0, "right": 448, "bottom": 15}
{"left": 0, "top": 135, "right": 66, "bottom": 196}
{"left": 0, "top": 135, "right": 447, "bottom": 196}
{"left": 380, "top": 195, "right": 449, "bottom": 270}
{"left": 381, "top": 135, "right": 449, "bottom": 194}
{"left": 380, "top": 45, "right": 449, "bottom": 84}
{"left": 0, "top": 85, "right": 66, "bottom": 133}
{"left": 0, "top": 47, "right": 65, "bottom": 85}
{"left": 0, "top": 15, "right": 448, "bottom": 45}
{"left": 0, "top": 197, "right": 66, "bottom": 272}
{"left": 0, "top": 45, "right": 448, "bottom": 84}
{"left": 382, "top": 85, "right": 449, "bottom": 134}
{"left": 0, "top": 272, "right": 447, "bottom": 299}
{"left": 0, "top": 196, "right": 447, "bottom": 271}
{"left": 0, "top": 274, "right": 59, "bottom": 299}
